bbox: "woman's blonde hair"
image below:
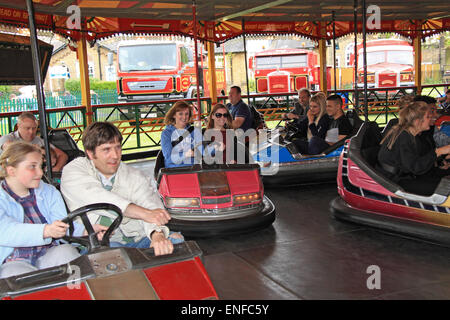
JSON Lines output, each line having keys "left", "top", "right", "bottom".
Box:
{"left": 206, "top": 103, "right": 233, "bottom": 130}
{"left": 396, "top": 95, "right": 414, "bottom": 110}
{"left": 164, "top": 100, "right": 194, "bottom": 126}
{"left": 381, "top": 100, "right": 429, "bottom": 150}
{"left": 309, "top": 93, "right": 327, "bottom": 123}
{"left": 0, "top": 141, "right": 41, "bottom": 179}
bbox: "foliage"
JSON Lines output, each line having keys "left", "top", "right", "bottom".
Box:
{"left": 0, "top": 86, "right": 13, "bottom": 99}
{"left": 248, "top": 78, "right": 256, "bottom": 93}
{"left": 0, "top": 86, "right": 21, "bottom": 99}
{"left": 65, "top": 78, "right": 116, "bottom": 93}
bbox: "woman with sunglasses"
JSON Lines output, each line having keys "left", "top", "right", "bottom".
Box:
{"left": 205, "top": 104, "right": 234, "bottom": 164}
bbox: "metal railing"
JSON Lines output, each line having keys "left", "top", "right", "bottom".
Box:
{"left": 1, "top": 84, "right": 447, "bottom": 154}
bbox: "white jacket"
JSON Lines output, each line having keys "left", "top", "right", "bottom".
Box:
{"left": 60, "top": 157, "right": 169, "bottom": 242}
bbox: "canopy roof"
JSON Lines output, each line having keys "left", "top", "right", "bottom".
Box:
{"left": 0, "top": 1, "right": 448, "bottom": 42}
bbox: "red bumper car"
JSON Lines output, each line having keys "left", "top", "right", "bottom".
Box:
{"left": 0, "top": 204, "right": 218, "bottom": 300}
{"left": 330, "top": 121, "right": 450, "bottom": 245}
{"left": 155, "top": 152, "right": 276, "bottom": 238}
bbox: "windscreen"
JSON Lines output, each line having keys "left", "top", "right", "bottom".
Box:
{"left": 387, "top": 51, "right": 413, "bottom": 65}
{"left": 358, "top": 51, "right": 385, "bottom": 66}
{"left": 358, "top": 50, "right": 413, "bottom": 66}
{"left": 118, "top": 43, "right": 177, "bottom": 72}
{"left": 256, "top": 54, "right": 307, "bottom": 69}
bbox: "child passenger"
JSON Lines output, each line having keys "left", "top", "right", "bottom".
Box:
{"left": 0, "top": 142, "right": 102, "bottom": 279}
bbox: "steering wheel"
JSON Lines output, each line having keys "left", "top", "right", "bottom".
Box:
{"left": 284, "top": 119, "right": 298, "bottom": 132}
{"left": 190, "top": 139, "right": 223, "bottom": 160}
{"left": 437, "top": 154, "right": 449, "bottom": 167}
{"left": 283, "top": 120, "right": 301, "bottom": 141}
{"left": 62, "top": 203, "right": 123, "bottom": 253}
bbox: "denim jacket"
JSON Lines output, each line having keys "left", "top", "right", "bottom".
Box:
{"left": 161, "top": 124, "right": 205, "bottom": 168}
{"left": 0, "top": 180, "right": 83, "bottom": 264}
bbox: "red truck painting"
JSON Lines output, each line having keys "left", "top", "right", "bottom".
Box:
{"left": 116, "top": 41, "right": 226, "bottom": 120}
{"left": 250, "top": 48, "right": 331, "bottom": 93}
{"left": 353, "top": 39, "right": 414, "bottom": 90}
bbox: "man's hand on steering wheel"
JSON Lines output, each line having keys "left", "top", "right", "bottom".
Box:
{"left": 62, "top": 203, "right": 123, "bottom": 254}
{"left": 83, "top": 224, "right": 109, "bottom": 241}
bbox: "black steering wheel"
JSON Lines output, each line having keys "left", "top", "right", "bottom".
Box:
{"left": 283, "top": 120, "right": 301, "bottom": 141}
{"left": 437, "top": 153, "right": 449, "bottom": 167}
{"left": 191, "top": 139, "right": 223, "bottom": 162}
{"left": 62, "top": 203, "right": 123, "bottom": 253}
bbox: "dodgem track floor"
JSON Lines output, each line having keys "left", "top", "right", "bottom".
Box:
{"left": 130, "top": 160, "right": 450, "bottom": 300}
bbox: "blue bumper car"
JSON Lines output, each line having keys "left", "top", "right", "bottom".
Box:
{"left": 253, "top": 111, "right": 362, "bottom": 187}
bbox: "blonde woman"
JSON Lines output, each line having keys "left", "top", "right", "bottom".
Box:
{"left": 292, "top": 93, "right": 330, "bottom": 155}
{"left": 378, "top": 101, "right": 450, "bottom": 195}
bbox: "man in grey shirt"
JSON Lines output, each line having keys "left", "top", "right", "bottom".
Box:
{"left": 0, "top": 112, "right": 68, "bottom": 171}
{"left": 282, "top": 88, "right": 310, "bottom": 120}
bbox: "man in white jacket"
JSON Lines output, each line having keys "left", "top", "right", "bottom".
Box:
{"left": 61, "top": 122, "right": 183, "bottom": 256}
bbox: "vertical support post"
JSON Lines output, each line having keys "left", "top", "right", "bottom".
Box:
{"left": 26, "top": 0, "right": 52, "bottom": 181}
{"left": 318, "top": 40, "right": 327, "bottom": 94}
{"left": 192, "top": 0, "right": 202, "bottom": 120}
{"left": 353, "top": 0, "right": 359, "bottom": 112}
{"left": 414, "top": 22, "right": 422, "bottom": 95}
{"left": 242, "top": 19, "right": 251, "bottom": 105}
{"left": 332, "top": 11, "right": 337, "bottom": 92}
{"left": 362, "top": 0, "right": 369, "bottom": 121}
{"left": 318, "top": 21, "right": 328, "bottom": 94}
{"left": 206, "top": 41, "right": 218, "bottom": 105}
{"left": 77, "top": 28, "right": 93, "bottom": 125}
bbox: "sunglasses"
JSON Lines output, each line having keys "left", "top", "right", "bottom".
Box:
{"left": 214, "top": 112, "right": 229, "bottom": 118}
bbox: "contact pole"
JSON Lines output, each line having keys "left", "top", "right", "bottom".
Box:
{"left": 242, "top": 19, "right": 251, "bottom": 105}
{"left": 362, "top": 0, "right": 369, "bottom": 121}
{"left": 353, "top": 0, "right": 359, "bottom": 112}
{"left": 192, "top": 0, "right": 201, "bottom": 120}
{"left": 26, "top": 0, "right": 53, "bottom": 181}
{"left": 332, "top": 11, "right": 337, "bottom": 92}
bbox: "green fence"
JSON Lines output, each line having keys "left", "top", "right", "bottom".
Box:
{"left": 1, "top": 84, "right": 448, "bottom": 152}
{"left": 0, "top": 90, "right": 119, "bottom": 136}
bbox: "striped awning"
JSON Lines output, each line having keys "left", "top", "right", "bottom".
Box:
{"left": 0, "top": 1, "right": 447, "bottom": 42}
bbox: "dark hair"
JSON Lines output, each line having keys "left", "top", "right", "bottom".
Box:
{"left": 206, "top": 103, "right": 232, "bottom": 130}
{"left": 298, "top": 88, "right": 311, "bottom": 97}
{"left": 230, "top": 86, "right": 241, "bottom": 94}
{"left": 414, "top": 95, "right": 437, "bottom": 104}
{"left": 82, "top": 121, "right": 123, "bottom": 153}
{"left": 326, "top": 94, "right": 343, "bottom": 107}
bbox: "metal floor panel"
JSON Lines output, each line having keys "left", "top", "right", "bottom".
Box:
{"left": 198, "top": 184, "right": 450, "bottom": 300}
{"left": 130, "top": 159, "right": 450, "bottom": 300}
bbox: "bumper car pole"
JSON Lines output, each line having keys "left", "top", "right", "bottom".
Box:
{"left": 26, "top": 0, "right": 53, "bottom": 182}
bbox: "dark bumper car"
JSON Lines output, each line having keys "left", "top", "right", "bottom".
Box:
{"left": 330, "top": 121, "right": 450, "bottom": 246}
